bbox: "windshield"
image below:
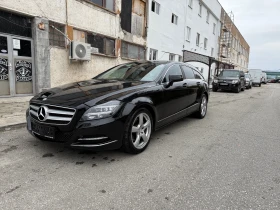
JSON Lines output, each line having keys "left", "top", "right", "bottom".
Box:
{"left": 95, "top": 62, "right": 165, "bottom": 82}
{"left": 245, "top": 74, "right": 250, "bottom": 78}
{"left": 219, "top": 70, "right": 240, "bottom": 78}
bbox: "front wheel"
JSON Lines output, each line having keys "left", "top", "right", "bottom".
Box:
{"left": 259, "top": 83, "right": 262, "bottom": 87}
{"left": 122, "top": 108, "right": 153, "bottom": 154}
{"left": 195, "top": 94, "right": 208, "bottom": 119}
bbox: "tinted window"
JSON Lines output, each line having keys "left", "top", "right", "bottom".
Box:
{"left": 181, "top": 65, "right": 195, "bottom": 79}
{"left": 163, "top": 65, "right": 182, "bottom": 83}
{"left": 95, "top": 62, "right": 165, "bottom": 82}
{"left": 193, "top": 70, "right": 203, "bottom": 80}
{"left": 219, "top": 70, "right": 240, "bottom": 77}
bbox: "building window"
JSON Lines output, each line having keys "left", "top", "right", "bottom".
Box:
{"left": 178, "top": 55, "right": 182, "bottom": 62}
{"left": 213, "top": 23, "right": 216, "bottom": 34}
{"left": 206, "top": 10, "right": 210, "bottom": 23}
{"left": 211, "top": 48, "right": 214, "bottom": 57}
{"left": 149, "top": 48, "right": 158, "bottom": 60}
{"left": 186, "top": 26, "right": 191, "bottom": 42}
{"left": 151, "top": 1, "right": 160, "bottom": 14}
{"left": 121, "top": 41, "right": 145, "bottom": 60}
{"left": 204, "top": 38, "right": 208, "bottom": 49}
{"left": 188, "top": 0, "right": 193, "bottom": 8}
{"left": 169, "top": 53, "right": 175, "bottom": 61}
{"left": 87, "top": 0, "right": 115, "bottom": 11}
{"left": 196, "top": 33, "right": 200, "bottom": 46}
{"left": 87, "top": 33, "right": 115, "bottom": 56}
{"left": 171, "top": 14, "right": 178, "bottom": 25}
{"left": 198, "top": 4, "right": 202, "bottom": 16}
{"left": 49, "top": 21, "right": 65, "bottom": 48}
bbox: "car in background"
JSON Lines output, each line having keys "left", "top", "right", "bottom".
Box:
{"left": 261, "top": 72, "right": 267, "bottom": 84}
{"left": 249, "top": 69, "right": 262, "bottom": 87}
{"left": 26, "top": 61, "right": 209, "bottom": 154}
{"left": 245, "top": 73, "right": 253, "bottom": 89}
{"left": 212, "top": 69, "right": 246, "bottom": 93}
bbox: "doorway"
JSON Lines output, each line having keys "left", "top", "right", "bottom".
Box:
{"left": 0, "top": 34, "right": 34, "bottom": 97}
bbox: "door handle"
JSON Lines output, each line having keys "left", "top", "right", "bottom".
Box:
{"left": 183, "top": 83, "right": 187, "bottom": 87}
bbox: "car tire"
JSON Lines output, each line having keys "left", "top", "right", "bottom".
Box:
{"left": 195, "top": 94, "right": 208, "bottom": 119}
{"left": 122, "top": 108, "right": 153, "bottom": 154}
{"left": 259, "top": 83, "right": 261, "bottom": 87}
{"left": 213, "top": 87, "right": 218, "bottom": 92}
{"left": 234, "top": 85, "right": 241, "bottom": 93}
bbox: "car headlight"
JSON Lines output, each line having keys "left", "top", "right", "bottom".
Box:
{"left": 81, "top": 100, "right": 122, "bottom": 121}
{"left": 232, "top": 80, "right": 239, "bottom": 84}
{"left": 214, "top": 79, "right": 218, "bottom": 83}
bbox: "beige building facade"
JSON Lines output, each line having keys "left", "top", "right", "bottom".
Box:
{"left": 219, "top": 8, "right": 250, "bottom": 72}
{"left": 0, "top": 0, "right": 148, "bottom": 97}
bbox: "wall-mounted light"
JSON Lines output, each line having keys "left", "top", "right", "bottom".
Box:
{"left": 38, "top": 22, "right": 45, "bottom": 30}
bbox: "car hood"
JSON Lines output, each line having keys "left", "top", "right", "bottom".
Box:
{"left": 31, "top": 79, "right": 156, "bottom": 107}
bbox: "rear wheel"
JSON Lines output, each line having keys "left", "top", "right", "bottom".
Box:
{"left": 122, "top": 108, "right": 153, "bottom": 154}
{"left": 195, "top": 94, "right": 208, "bottom": 119}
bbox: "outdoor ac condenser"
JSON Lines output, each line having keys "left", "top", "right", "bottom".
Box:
{"left": 70, "top": 41, "right": 91, "bottom": 61}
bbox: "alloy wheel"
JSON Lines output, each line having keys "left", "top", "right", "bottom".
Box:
{"left": 131, "top": 113, "right": 152, "bottom": 149}
{"left": 201, "top": 96, "right": 207, "bottom": 117}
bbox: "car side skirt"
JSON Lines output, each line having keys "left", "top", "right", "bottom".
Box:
{"left": 155, "top": 103, "right": 200, "bottom": 130}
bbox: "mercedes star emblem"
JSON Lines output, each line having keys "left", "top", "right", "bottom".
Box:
{"left": 37, "top": 106, "right": 48, "bottom": 121}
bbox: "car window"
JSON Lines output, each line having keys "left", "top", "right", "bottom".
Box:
{"left": 163, "top": 64, "right": 183, "bottom": 83}
{"left": 219, "top": 70, "right": 240, "bottom": 77}
{"left": 95, "top": 62, "right": 165, "bottom": 82}
{"left": 181, "top": 65, "right": 195, "bottom": 79}
{"left": 193, "top": 70, "right": 203, "bottom": 80}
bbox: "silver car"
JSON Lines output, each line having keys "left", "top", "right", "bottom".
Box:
{"left": 245, "top": 73, "right": 253, "bottom": 89}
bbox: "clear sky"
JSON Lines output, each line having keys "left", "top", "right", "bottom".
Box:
{"left": 218, "top": 0, "right": 280, "bottom": 70}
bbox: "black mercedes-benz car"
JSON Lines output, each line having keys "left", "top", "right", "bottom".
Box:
{"left": 212, "top": 69, "right": 246, "bottom": 93}
{"left": 27, "top": 61, "right": 209, "bottom": 154}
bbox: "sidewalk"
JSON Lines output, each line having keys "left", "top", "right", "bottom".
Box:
{"left": 0, "top": 96, "right": 32, "bottom": 130}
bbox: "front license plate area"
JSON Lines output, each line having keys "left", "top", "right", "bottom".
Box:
{"left": 31, "top": 122, "right": 55, "bottom": 139}
{"left": 220, "top": 83, "right": 228, "bottom": 86}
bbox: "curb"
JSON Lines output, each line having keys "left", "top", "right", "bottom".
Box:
{"left": 0, "top": 123, "right": 26, "bottom": 132}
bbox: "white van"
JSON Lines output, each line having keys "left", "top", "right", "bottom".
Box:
{"left": 249, "top": 69, "right": 262, "bottom": 87}
{"left": 261, "top": 72, "right": 267, "bottom": 84}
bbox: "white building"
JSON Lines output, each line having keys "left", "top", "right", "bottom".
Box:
{"left": 147, "top": 0, "right": 222, "bottom": 81}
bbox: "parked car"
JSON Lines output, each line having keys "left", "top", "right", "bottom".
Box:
{"left": 245, "top": 73, "right": 253, "bottom": 89}
{"left": 249, "top": 69, "right": 262, "bottom": 87}
{"left": 212, "top": 69, "right": 246, "bottom": 93}
{"left": 26, "top": 61, "right": 209, "bottom": 154}
{"left": 261, "top": 72, "right": 267, "bottom": 84}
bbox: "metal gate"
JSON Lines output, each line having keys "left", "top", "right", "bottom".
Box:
{"left": 0, "top": 33, "right": 34, "bottom": 97}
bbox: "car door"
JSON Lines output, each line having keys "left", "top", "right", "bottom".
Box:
{"left": 180, "top": 65, "right": 199, "bottom": 107}
{"left": 158, "top": 64, "right": 187, "bottom": 123}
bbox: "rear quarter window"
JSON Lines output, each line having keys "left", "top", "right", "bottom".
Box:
{"left": 193, "top": 70, "right": 204, "bottom": 80}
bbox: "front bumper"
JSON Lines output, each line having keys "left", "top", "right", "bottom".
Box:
{"left": 26, "top": 114, "right": 127, "bottom": 151}
{"left": 213, "top": 83, "right": 239, "bottom": 91}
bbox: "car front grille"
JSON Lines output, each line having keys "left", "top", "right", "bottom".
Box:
{"left": 29, "top": 103, "right": 76, "bottom": 125}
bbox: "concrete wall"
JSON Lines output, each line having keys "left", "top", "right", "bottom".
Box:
{"left": 146, "top": 0, "right": 185, "bottom": 61}
{"left": 0, "top": 0, "right": 147, "bottom": 93}
{"left": 0, "top": 0, "right": 66, "bottom": 23}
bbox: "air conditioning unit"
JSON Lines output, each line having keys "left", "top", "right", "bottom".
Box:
{"left": 70, "top": 41, "right": 91, "bottom": 61}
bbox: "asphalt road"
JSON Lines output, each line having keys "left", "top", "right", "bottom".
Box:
{"left": 1, "top": 84, "right": 280, "bottom": 210}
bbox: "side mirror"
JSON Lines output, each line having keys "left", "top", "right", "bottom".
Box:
{"left": 164, "top": 75, "right": 183, "bottom": 88}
